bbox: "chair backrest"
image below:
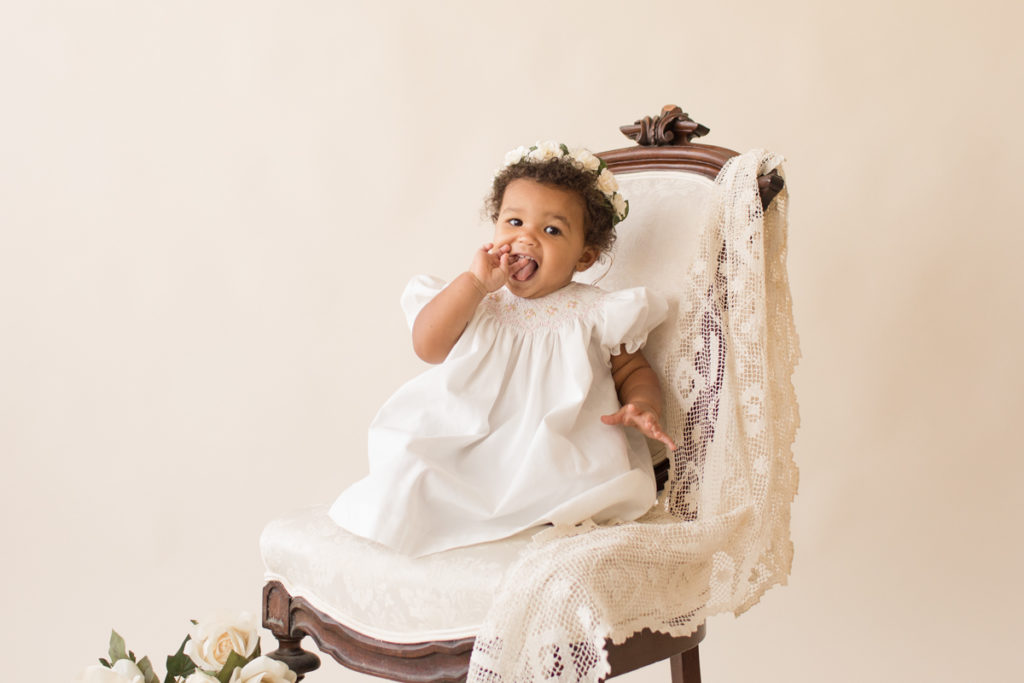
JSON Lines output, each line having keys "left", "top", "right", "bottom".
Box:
{"left": 578, "top": 105, "right": 783, "bottom": 486}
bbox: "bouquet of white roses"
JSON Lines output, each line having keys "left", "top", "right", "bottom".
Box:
{"left": 75, "top": 612, "right": 296, "bottom": 683}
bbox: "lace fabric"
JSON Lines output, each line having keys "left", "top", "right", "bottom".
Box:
{"left": 467, "top": 150, "right": 799, "bottom": 682}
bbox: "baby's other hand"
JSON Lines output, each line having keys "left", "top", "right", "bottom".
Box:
{"left": 470, "top": 242, "right": 511, "bottom": 293}
{"left": 601, "top": 403, "right": 677, "bottom": 451}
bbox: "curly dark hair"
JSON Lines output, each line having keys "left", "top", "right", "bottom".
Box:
{"left": 485, "top": 158, "right": 617, "bottom": 253}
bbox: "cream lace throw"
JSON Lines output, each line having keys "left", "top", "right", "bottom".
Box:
{"left": 467, "top": 150, "right": 799, "bottom": 682}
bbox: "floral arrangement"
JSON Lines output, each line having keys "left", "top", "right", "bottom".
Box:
{"left": 499, "top": 141, "right": 629, "bottom": 225}
{"left": 75, "top": 612, "right": 296, "bottom": 683}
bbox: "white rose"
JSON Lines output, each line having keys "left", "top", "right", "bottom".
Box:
{"left": 183, "top": 673, "right": 220, "bottom": 683}
{"left": 232, "top": 656, "right": 297, "bottom": 683}
{"left": 528, "top": 140, "right": 562, "bottom": 162}
{"left": 596, "top": 168, "right": 619, "bottom": 194}
{"left": 185, "top": 611, "right": 259, "bottom": 671}
{"left": 503, "top": 145, "right": 529, "bottom": 166}
{"left": 611, "top": 193, "right": 627, "bottom": 218}
{"left": 76, "top": 660, "right": 146, "bottom": 683}
{"left": 570, "top": 148, "right": 601, "bottom": 172}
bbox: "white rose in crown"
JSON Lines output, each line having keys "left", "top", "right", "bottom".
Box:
{"left": 76, "top": 660, "right": 146, "bottom": 683}
{"left": 611, "top": 192, "right": 627, "bottom": 218}
{"left": 503, "top": 145, "right": 530, "bottom": 166}
{"left": 570, "top": 148, "right": 601, "bottom": 172}
{"left": 528, "top": 140, "right": 563, "bottom": 161}
{"left": 228, "top": 656, "right": 298, "bottom": 683}
{"left": 596, "top": 168, "right": 619, "bottom": 194}
{"left": 185, "top": 611, "right": 260, "bottom": 671}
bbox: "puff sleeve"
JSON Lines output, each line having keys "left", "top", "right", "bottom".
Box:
{"left": 598, "top": 287, "right": 669, "bottom": 355}
{"left": 400, "top": 275, "right": 446, "bottom": 330}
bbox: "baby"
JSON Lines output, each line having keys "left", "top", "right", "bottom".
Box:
{"left": 330, "top": 142, "right": 675, "bottom": 557}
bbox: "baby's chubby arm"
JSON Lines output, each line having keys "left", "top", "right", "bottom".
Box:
{"left": 601, "top": 347, "right": 678, "bottom": 451}
{"left": 412, "top": 242, "right": 523, "bottom": 363}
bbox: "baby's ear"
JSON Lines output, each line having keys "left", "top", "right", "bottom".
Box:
{"left": 575, "top": 247, "right": 600, "bottom": 272}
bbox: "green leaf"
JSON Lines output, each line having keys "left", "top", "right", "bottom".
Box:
{"left": 99, "top": 658, "right": 112, "bottom": 668}
{"left": 216, "top": 650, "right": 249, "bottom": 683}
{"left": 109, "top": 630, "right": 129, "bottom": 663}
{"left": 165, "top": 634, "right": 195, "bottom": 683}
{"left": 252, "top": 641, "right": 261, "bottom": 658}
{"left": 137, "top": 656, "right": 160, "bottom": 683}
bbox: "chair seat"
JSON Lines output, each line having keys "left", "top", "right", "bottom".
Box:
{"left": 259, "top": 505, "right": 541, "bottom": 643}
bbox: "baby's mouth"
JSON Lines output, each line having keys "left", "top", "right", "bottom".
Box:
{"left": 509, "top": 253, "right": 539, "bottom": 282}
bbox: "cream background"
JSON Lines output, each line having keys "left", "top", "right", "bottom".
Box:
{"left": 2, "top": 1, "right": 1022, "bottom": 681}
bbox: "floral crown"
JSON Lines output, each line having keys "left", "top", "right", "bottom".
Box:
{"left": 498, "top": 141, "right": 629, "bottom": 226}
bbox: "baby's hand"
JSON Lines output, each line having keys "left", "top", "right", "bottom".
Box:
{"left": 470, "top": 242, "right": 512, "bottom": 293}
{"left": 601, "top": 402, "right": 677, "bottom": 451}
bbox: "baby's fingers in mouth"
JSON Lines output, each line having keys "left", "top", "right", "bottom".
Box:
{"left": 508, "top": 257, "right": 531, "bottom": 273}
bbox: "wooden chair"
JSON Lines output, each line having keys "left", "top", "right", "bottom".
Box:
{"left": 261, "top": 105, "right": 784, "bottom": 683}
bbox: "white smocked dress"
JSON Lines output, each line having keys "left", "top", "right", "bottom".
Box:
{"left": 328, "top": 275, "right": 668, "bottom": 557}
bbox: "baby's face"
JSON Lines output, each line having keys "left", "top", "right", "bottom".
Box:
{"left": 493, "top": 178, "right": 597, "bottom": 299}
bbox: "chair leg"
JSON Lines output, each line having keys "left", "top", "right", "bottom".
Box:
{"left": 265, "top": 635, "right": 321, "bottom": 682}
{"left": 669, "top": 646, "right": 701, "bottom": 683}
{"left": 263, "top": 582, "right": 321, "bottom": 681}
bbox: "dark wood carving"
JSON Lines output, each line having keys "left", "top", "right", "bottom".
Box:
{"left": 620, "top": 105, "right": 710, "bottom": 146}
{"left": 263, "top": 582, "right": 321, "bottom": 681}
{"left": 599, "top": 104, "right": 784, "bottom": 211}
{"left": 263, "top": 581, "right": 704, "bottom": 682}
{"left": 264, "top": 581, "right": 472, "bottom": 683}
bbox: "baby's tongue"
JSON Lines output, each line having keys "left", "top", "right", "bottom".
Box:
{"left": 513, "top": 259, "right": 538, "bottom": 282}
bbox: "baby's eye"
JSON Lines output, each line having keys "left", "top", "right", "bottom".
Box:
{"left": 544, "top": 226, "right": 562, "bottom": 236}
{"left": 508, "top": 218, "right": 523, "bottom": 227}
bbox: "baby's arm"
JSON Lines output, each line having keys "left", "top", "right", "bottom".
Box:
{"left": 601, "top": 347, "right": 677, "bottom": 451}
{"left": 411, "top": 242, "right": 513, "bottom": 363}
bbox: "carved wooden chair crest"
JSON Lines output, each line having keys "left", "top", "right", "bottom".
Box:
{"left": 260, "top": 105, "right": 784, "bottom": 682}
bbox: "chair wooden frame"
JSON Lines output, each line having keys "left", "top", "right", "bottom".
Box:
{"left": 262, "top": 105, "right": 783, "bottom": 683}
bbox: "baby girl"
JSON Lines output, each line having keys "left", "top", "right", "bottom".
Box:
{"left": 330, "top": 142, "right": 675, "bottom": 557}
